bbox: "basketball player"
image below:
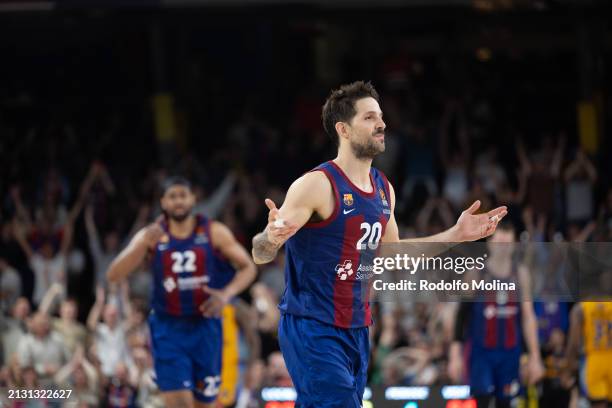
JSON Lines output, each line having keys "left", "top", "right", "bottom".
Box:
{"left": 107, "top": 177, "right": 257, "bottom": 408}
{"left": 564, "top": 301, "right": 612, "bottom": 408}
{"left": 251, "top": 81, "right": 508, "bottom": 407}
{"left": 448, "top": 222, "right": 544, "bottom": 408}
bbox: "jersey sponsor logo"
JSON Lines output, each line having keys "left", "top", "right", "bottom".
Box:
{"left": 163, "top": 277, "right": 177, "bottom": 292}
{"left": 483, "top": 304, "right": 518, "bottom": 319}
{"left": 335, "top": 260, "right": 354, "bottom": 281}
{"left": 162, "top": 275, "right": 209, "bottom": 292}
{"left": 158, "top": 243, "right": 169, "bottom": 251}
{"left": 356, "top": 264, "right": 376, "bottom": 281}
{"left": 178, "top": 275, "right": 209, "bottom": 290}
{"left": 343, "top": 193, "right": 354, "bottom": 206}
{"left": 343, "top": 208, "right": 356, "bottom": 215}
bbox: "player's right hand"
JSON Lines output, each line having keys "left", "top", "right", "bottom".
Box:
{"left": 264, "top": 198, "right": 298, "bottom": 246}
{"left": 143, "top": 221, "right": 164, "bottom": 247}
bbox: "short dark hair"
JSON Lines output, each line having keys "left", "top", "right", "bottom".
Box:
{"left": 321, "top": 81, "right": 380, "bottom": 146}
{"left": 161, "top": 176, "right": 192, "bottom": 195}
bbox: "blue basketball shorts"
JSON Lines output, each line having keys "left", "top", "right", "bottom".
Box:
{"left": 469, "top": 347, "right": 521, "bottom": 400}
{"left": 149, "top": 311, "right": 222, "bottom": 403}
{"left": 278, "top": 313, "right": 369, "bottom": 408}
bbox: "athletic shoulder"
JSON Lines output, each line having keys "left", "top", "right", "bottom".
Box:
{"left": 298, "top": 169, "right": 332, "bottom": 187}
{"left": 279, "top": 169, "right": 334, "bottom": 225}
{"left": 209, "top": 221, "right": 236, "bottom": 246}
{"left": 287, "top": 170, "right": 332, "bottom": 201}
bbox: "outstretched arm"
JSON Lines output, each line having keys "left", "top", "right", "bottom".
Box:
{"left": 38, "top": 283, "right": 64, "bottom": 315}
{"left": 252, "top": 171, "right": 328, "bottom": 264}
{"left": 383, "top": 182, "right": 507, "bottom": 243}
{"left": 87, "top": 286, "right": 105, "bottom": 331}
{"left": 12, "top": 219, "right": 34, "bottom": 260}
{"left": 66, "top": 163, "right": 99, "bottom": 223}
{"left": 84, "top": 205, "right": 103, "bottom": 261}
{"left": 9, "top": 186, "right": 32, "bottom": 228}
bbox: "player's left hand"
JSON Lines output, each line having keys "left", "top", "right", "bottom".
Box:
{"left": 200, "top": 286, "right": 230, "bottom": 318}
{"left": 454, "top": 200, "right": 508, "bottom": 241}
{"left": 526, "top": 356, "right": 545, "bottom": 385}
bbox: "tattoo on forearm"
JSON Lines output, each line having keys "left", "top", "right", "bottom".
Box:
{"left": 252, "top": 230, "right": 279, "bottom": 263}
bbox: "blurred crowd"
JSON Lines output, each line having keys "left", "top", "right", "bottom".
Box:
{"left": 1, "top": 30, "right": 611, "bottom": 407}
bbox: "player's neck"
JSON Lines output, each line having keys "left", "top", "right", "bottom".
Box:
{"left": 168, "top": 215, "right": 196, "bottom": 239}
{"left": 333, "top": 152, "right": 373, "bottom": 192}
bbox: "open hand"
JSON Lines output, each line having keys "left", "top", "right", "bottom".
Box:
{"left": 454, "top": 200, "right": 508, "bottom": 242}
{"left": 264, "top": 198, "right": 298, "bottom": 246}
{"left": 200, "top": 286, "right": 230, "bottom": 318}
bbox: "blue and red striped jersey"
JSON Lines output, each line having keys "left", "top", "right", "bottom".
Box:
{"left": 468, "top": 270, "right": 523, "bottom": 351}
{"left": 279, "top": 161, "right": 391, "bottom": 328}
{"left": 150, "top": 214, "right": 235, "bottom": 317}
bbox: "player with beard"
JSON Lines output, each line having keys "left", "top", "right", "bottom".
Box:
{"left": 251, "top": 80, "right": 509, "bottom": 407}
{"left": 107, "top": 177, "right": 256, "bottom": 408}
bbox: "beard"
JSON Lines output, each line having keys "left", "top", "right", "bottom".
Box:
{"left": 166, "top": 208, "right": 192, "bottom": 223}
{"left": 350, "top": 130, "right": 385, "bottom": 160}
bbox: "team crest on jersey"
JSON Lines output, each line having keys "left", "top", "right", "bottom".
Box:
{"left": 379, "top": 188, "right": 389, "bottom": 207}
{"left": 160, "top": 234, "right": 169, "bottom": 244}
{"left": 343, "top": 193, "right": 354, "bottom": 206}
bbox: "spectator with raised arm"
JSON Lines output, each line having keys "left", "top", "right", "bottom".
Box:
{"left": 86, "top": 197, "right": 151, "bottom": 301}
{"left": 54, "top": 345, "right": 100, "bottom": 407}
{"left": 564, "top": 149, "right": 598, "bottom": 224}
{"left": 522, "top": 134, "right": 565, "bottom": 220}
{"left": 12, "top": 166, "right": 95, "bottom": 307}
{"left": 439, "top": 99, "right": 470, "bottom": 210}
{"left": 38, "top": 283, "right": 87, "bottom": 354}
{"left": 415, "top": 196, "right": 455, "bottom": 237}
{"left": 87, "top": 286, "right": 131, "bottom": 379}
